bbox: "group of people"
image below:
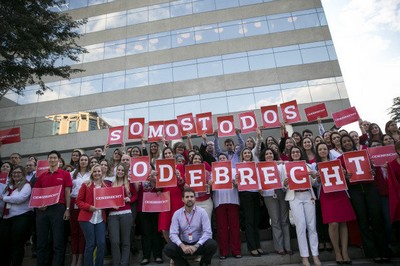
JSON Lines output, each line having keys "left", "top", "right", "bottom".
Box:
{"left": 0, "top": 118, "right": 399, "bottom": 266}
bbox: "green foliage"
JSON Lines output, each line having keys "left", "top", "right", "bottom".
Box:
{"left": 0, "top": 0, "right": 87, "bottom": 99}
{"left": 389, "top": 97, "right": 400, "bottom": 122}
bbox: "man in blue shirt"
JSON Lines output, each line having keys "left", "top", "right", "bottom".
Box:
{"left": 164, "top": 187, "right": 217, "bottom": 266}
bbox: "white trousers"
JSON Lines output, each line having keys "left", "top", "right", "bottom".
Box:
{"left": 289, "top": 191, "right": 319, "bottom": 257}
{"left": 196, "top": 197, "right": 213, "bottom": 221}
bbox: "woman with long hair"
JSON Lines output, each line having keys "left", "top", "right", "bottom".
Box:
{"left": 292, "top": 132, "right": 303, "bottom": 147}
{"left": 349, "top": 131, "right": 367, "bottom": 150}
{"left": 158, "top": 147, "right": 185, "bottom": 243}
{"left": 0, "top": 166, "right": 33, "bottom": 266}
{"left": 70, "top": 154, "right": 91, "bottom": 266}
{"left": 99, "top": 159, "right": 114, "bottom": 184}
{"left": 313, "top": 143, "right": 355, "bottom": 264}
{"left": 385, "top": 120, "right": 399, "bottom": 142}
{"left": 189, "top": 152, "right": 213, "bottom": 220}
{"left": 301, "top": 137, "right": 316, "bottom": 164}
{"left": 109, "top": 148, "right": 123, "bottom": 173}
{"left": 108, "top": 163, "right": 137, "bottom": 266}
{"left": 329, "top": 132, "right": 342, "bottom": 160}
{"left": 136, "top": 169, "right": 164, "bottom": 265}
{"left": 339, "top": 135, "right": 389, "bottom": 263}
{"left": 89, "top": 157, "right": 99, "bottom": 170}
{"left": 259, "top": 148, "right": 292, "bottom": 255}
{"left": 284, "top": 146, "right": 321, "bottom": 266}
{"left": 213, "top": 152, "right": 241, "bottom": 259}
{"left": 70, "top": 149, "right": 82, "bottom": 169}
{"left": 76, "top": 164, "right": 109, "bottom": 266}
{"left": 368, "top": 123, "right": 384, "bottom": 142}
{"left": 382, "top": 134, "right": 395, "bottom": 146}
{"left": 149, "top": 142, "right": 162, "bottom": 166}
{"left": 238, "top": 147, "right": 263, "bottom": 257}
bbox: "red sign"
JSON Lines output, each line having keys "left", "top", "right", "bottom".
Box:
{"left": 156, "top": 159, "right": 177, "bottom": 188}
{"left": 130, "top": 156, "right": 150, "bottom": 182}
{"left": 94, "top": 186, "right": 125, "bottom": 209}
{"left": 318, "top": 160, "right": 348, "bottom": 193}
{"left": 280, "top": 100, "right": 301, "bottom": 124}
{"left": 285, "top": 161, "right": 311, "bottom": 190}
{"left": 260, "top": 105, "right": 280, "bottom": 128}
{"left": 217, "top": 115, "right": 235, "bottom": 137}
{"left": 367, "top": 145, "right": 397, "bottom": 167}
{"left": 236, "top": 162, "right": 260, "bottom": 191}
{"left": 29, "top": 185, "right": 62, "bottom": 208}
{"left": 332, "top": 106, "right": 360, "bottom": 127}
{"left": 238, "top": 111, "right": 258, "bottom": 134}
{"left": 304, "top": 103, "right": 328, "bottom": 122}
{"left": 0, "top": 172, "right": 8, "bottom": 184}
{"left": 196, "top": 112, "right": 213, "bottom": 136}
{"left": 343, "top": 150, "right": 373, "bottom": 183}
{"left": 148, "top": 121, "right": 164, "bottom": 142}
{"left": 36, "top": 160, "right": 50, "bottom": 177}
{"left": 163, "top": 119, "right": 181, "bottom": 141}
{"left": 142, "top": 191, "right": 171, "bottom": 212}
{"left": 185, "top": 164, "right": 206, "bottom": 192}
{"left": 177, "top": 113, "right": 197, "bottom": 136}
{"left": 212, "top": 161, "right": 233, "bottom": 190}
{"left": 108, "top": 126, "right": 124, "bottom": 145}
{"left": 128, "top": 118, "right": 145, "bottom": 139}
{"left": 257, "top": 161, "right": 282, "bottom": 191}
{"left": 0, "top": 127, "right": 21, "bottom": 144}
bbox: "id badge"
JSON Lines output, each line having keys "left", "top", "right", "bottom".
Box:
{"left": 188, "top": 233, "right": 193, "bottom": 241}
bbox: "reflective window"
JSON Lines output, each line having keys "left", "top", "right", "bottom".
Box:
{"left": 149, "top": 104, "right": 174, "bottom": 120}
{"left": 281, "top": 85, "right": 311, "bottom": 104}
{"left": 254, "top": 89, "right": 283, "bottom": 108}
{"left": 309, "top": 83, "right": 340, "bottom": 102}
{"left": 126, "top": 37, "right": 148, "bottom": 55}
{"left": 59, "top": 80, "right": 81, "bottom": 99}
{"left": 268, "top": 13, "right": 294, "bottom": 33}
{"left": 149, "top": 64, "right": 173, "bottom": 85}
{"left": 300, "top": 43, "right": 329, "bottom": 64}
{"left": 197, "top": 58, "right": 223, "bottom": 78}
{"left": 18, "top": 90, "right": 38, "bottom": 105}
{"left": 148, "top": 34, "right": 171, "bottom": 51}
{"left": 170, "top": 2, "right": 193, "bottom": 17}
{"left": 101, "top": 111, "right": 124, "bottom": 126}
{"left": 149, "top": 4, "right": 170, "bottom": 21}
{"left": 126, "top": 68, "right": 149, "bottom": 88}
{"left": 173, "top": 61, "right": 198, "bottom": 81}
{"left": 222, "top": 53, "right": 249, "bottom": 74}
{"left": 193, "top": 0, "right": 216, "bottom": 13}
{"left": 248, "top": 49, "right": 275, "bottom": 70}
{"left": 106, "top": 11, "right": 126, "bottom": 29}
{"left": 239, "top": 0, "right": 263, "bottom": 5}
{"left": 200, "top": 97, "right": 228, "bottom": 114}
{"left": 104, "top": 40, "right": 126, "bottom": 59}
{"left": 127, "top": 8, "right": 148, "bottom": 24}
{"left": 243, "top": 18, "right": 269, "bottom": 36}
{"left": 103, "top": 71, "right": 125, "bottom": 92}
{"left": 194, "top": 25, "right": 219, "bottom": 44}
{"left": 219, "top": 21, "right": 244, "bottom": 40}
{"left": 80, "top": 76, "right": 103, "bottom": 95}
{"left": 293, "top": 12, "right": 320, "bottom": 29}
{"left": 216, "top": 0, "right": 239, "bottom": 9}
{"left": 175, "top": 101, "right": 201, "bottom": 116}
{"left": 274, "top": 45, "right": 302, "bottom": 67}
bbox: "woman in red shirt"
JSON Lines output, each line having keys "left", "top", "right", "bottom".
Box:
{"left": 76, "top": 164, "right": 109, "bottom": 266}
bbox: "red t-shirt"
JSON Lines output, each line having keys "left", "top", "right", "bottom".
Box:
{"left": 34, "top": 168, "right": 73, "bottom": 205}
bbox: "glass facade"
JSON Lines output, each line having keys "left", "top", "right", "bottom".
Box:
{"left": 10, "top": 40, "right": 337, "bottom": 105}
{"left": 62, "top": 8, "right": 326, "bottom": 65}
{"left": 0, "top": 77, "right": 347, "bottom": 140}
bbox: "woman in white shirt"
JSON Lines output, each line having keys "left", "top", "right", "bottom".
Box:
{"left": 0, "top": 165, "right": 33, "bottom": 266}
{"left": 70, "top": 154, "right": 91, "bottom": 266}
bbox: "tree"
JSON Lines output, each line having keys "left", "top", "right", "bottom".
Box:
{"left": 388, "top": 96, "right": 400, "bottom": 122}
{"left": 0, "top": 0, "right": 87, "bottom": 99}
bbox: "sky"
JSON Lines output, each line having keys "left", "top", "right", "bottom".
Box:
{"left": 321, "top": 0, "right": 400, "bottom": 132}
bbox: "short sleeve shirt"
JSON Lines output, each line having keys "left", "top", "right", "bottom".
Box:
{"left": 34, "top": 169, "right": 73, "bottom": 204}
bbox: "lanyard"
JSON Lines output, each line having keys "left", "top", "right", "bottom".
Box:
{"left": 184, "top": 209, "right": 195, "bottom": 229}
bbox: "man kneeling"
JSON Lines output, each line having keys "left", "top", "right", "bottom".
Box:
{"left": 164, "top": 187, "right": 217, "bottom": 266}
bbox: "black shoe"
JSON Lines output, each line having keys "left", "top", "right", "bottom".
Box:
{"left": 219, "top": 256, "right": 226, "bottom": 260}
{"left": 31, "top": 251, "right": 37, "bottom": 258}
{"left": 343, "top": 261, "right": 352, "bottom": 264}
{"left": 250, "top": 251, "right": 261, "bottom": 257}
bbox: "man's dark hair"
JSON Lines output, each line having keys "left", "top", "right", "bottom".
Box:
{"left": 224, "top": 138, "right": 234, "bottom": 145}
{"left": 48, "top": 150, "right": 61, "bottom": 159}
{"left": 182, "top": 187, "right": 195, "bottom": 198}
{"left": 302, "top": 129, "right": 313, "bottom": 137}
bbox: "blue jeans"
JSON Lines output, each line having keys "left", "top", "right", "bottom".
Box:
{"left": 80, "top": 221, "right": 106, "bottom": 266}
